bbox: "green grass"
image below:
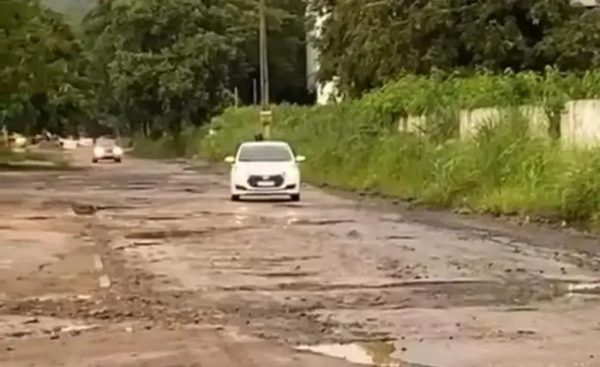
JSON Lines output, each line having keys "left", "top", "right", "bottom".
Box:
{"left": 131, "top": 128, "right": 207, "bottom": 159}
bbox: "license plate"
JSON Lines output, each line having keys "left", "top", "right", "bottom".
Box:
{"left": 257, "top": 181, "right": 275, "bottom": 187}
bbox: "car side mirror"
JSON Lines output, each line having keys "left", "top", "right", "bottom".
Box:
{"left": 295, "top": 155, "right": 306, "bottom": 162}
{"left": 224, "top": 156, "right": 235, "bottom": 164}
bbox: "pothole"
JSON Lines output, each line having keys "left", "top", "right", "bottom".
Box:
{"left": 255, "top": 271, "right": 317, "bottom": 278}
{"left": 566, "top": 282, "right": 600, "bottom": 295}
{"left": 114, "top": 241, "right": 162, "bottom": 250}
{"left": 96, "top": 205, "right": 137, "bottom": 211}
{"left": 146, "top": 216, "right": 182, "bottom": 221}
{"left": 124, "top": 229, "right": 209, "bottom": 240}
{"left": 291, "top": 219, "right": 355, "bottom": 226}
{"left": 275, "top": 204, "right": 305, "bottom": 208}
{"left": 386, "top": 235, "right": 415, "bottom": 240}
{"left": 22, "top": 216, "right": 53, "bottom": 221}
{"left": 295, "top": 342, "right": 429, "bottom": 367}
{"left": 71, "top": 203, "right": 97, "bottom": 215}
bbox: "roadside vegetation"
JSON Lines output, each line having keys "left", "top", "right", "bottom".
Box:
{"left": 144, "top": 70, "right": 600, "bottom": 229}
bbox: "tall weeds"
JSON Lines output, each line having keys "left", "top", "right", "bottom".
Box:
{"left": 191, "top": 70, "right": 600, "bottom": 228}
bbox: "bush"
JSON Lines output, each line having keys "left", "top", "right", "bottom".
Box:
{"left": 132, "top": 127, "right": 207, "bottom": 159}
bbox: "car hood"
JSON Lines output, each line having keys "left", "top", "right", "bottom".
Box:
{"left": 95, "top": 145, "right": 119, "bottom": 149}
{"left": 235, "top": 162, "right": 295, "bottom": 175}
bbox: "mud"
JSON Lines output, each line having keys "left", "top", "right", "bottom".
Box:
{"left": 1, "top": 148, "right": 600, "bottom": 366}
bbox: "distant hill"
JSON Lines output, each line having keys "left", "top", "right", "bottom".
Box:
{"left": 41, "top": 0, "right": 96, "bottom": 23}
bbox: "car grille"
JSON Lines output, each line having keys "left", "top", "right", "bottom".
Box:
{"left": 247, "top": 174, "right": 284, "bottom": 188}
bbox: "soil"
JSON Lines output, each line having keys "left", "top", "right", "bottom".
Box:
{"left": 0, "top": 148, "right": 599, "bottom": 367}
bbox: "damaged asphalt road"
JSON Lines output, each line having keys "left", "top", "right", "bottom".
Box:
{"left": 1, "top": 150, "right": 599, "bottom": 367}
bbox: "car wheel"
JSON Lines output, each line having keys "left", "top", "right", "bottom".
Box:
{"left": 114, "top": 158, "right": 122, "bottom": 163}
{"left": 290, "top": 194, "right": 301, "bottom": 202}
{"left": 92, "top": 159, "right": 98, "bottom": 163}
{"left": 231, "top": 195, "right": 241, "bottom": 202}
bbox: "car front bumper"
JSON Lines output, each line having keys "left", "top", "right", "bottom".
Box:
{"left": 94, "top": 154, "right": 121, "bottom": 159}
{"left": 231, "top": 183, "right": 299, "bottom": 196}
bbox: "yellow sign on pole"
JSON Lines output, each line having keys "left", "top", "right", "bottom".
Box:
{"left": 260, "top": 110, "right": 272, "bottom": 139}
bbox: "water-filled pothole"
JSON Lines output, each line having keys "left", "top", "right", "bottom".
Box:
{"left": 296, "top": 342, "right": 430, "bottom": 366}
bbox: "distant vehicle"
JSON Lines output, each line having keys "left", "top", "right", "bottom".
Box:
{"left": 225, "top": 141, "right": 305, "bottom": 202}
{"left": 93, "top": 138, "right": 123, "bottom": 163}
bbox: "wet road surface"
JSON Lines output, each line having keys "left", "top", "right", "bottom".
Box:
{"left": 1, "top": 149, "right": 599, "bottom": 367}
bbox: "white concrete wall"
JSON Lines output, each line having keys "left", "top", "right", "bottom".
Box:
{"left": 459, "top": 108, "right": 501, "bottom": 139}
{"left": 561, "top": 100, "right": 600, "bottom": 148}
{"left": 458, "top": 106, "right": 549, "bottom": 140}
{"left": 397, "top": 106, "right": 549, "bottom": 139}
{"left": 393, "top": 100, "right": 600, "bottom": 147}
{"left": 520, "top": 105, "right": 550, "bottom": 138}
{"left": 398, "top": 115, "right": 427, "bottom": 135}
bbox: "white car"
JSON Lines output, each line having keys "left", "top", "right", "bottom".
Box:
{"left": 92, "top": 139, "right": 123, "bottom": 163}
{"left": 225, "top": 141, "right": 305, "bottom": 202}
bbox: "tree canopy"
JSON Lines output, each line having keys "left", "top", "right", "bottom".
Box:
{"left": 6, "top": 0, "right": 600, "bottom": 136}
{"left": 2, "top": 0, "right": 311, "bottom": 136}
{"left": 83, "top": 0, "right": 255, "bottom": 137}
{"left": 0, "top": 0, "right": 92, "bottom": 135}
{"left": 310, "top": 0, "right": 600, "bottom": 96}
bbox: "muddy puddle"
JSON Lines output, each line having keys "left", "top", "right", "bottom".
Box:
{"left": 566, "top": 281, "right": 600, "bottom": 295}
{"left": 296, "top": 342, "right": 429, "bottom": 367}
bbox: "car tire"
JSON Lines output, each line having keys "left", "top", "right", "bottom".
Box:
{"left": 92, "top": 159, "right": 98, "bottom": 163}
{"left": 114, "top": 158, "right": 122, "bottom": 163}
{"left": 231, "top": 195, "right": 241, "bottom": 202}
{"left": 290, "top": 194, "right": 301, "bottom": 202}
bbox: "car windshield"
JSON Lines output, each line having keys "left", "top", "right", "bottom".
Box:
{"left": 238, "top": 145, "right": 292, "bottom": 162}
{"left": 97, "top": 140, "right": 116, "bottom": 148}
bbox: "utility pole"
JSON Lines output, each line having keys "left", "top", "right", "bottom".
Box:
{"left": 1, "top": 112, "right": 7, "bottom": 147}
{"left": 259, "top": 0, "right": 272, "bottom": 139}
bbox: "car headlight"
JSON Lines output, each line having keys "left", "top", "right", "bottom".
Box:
{"left": 284, "top": 169, "right": 298, "bottom": 181}
{"left": 94, "top": 147, "right": 104, "bottom": 156}
{"left": 113, "top": 147, "right": 123, "bottom": 155}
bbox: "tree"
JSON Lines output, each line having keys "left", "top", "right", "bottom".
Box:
{"left": 83, "top": 0, "right": 257, "bottom": 137}
{"left": 540, "top": 7, "right": 600, "bottom": 71}
{"left": 0, "top": 0, "right": 92, "bottom": 134}
{"left": 233, "top": 0, "right": 311, "bottom": 105}
{"left": 310, "top": 0, "right": 596, "bottom": 96}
